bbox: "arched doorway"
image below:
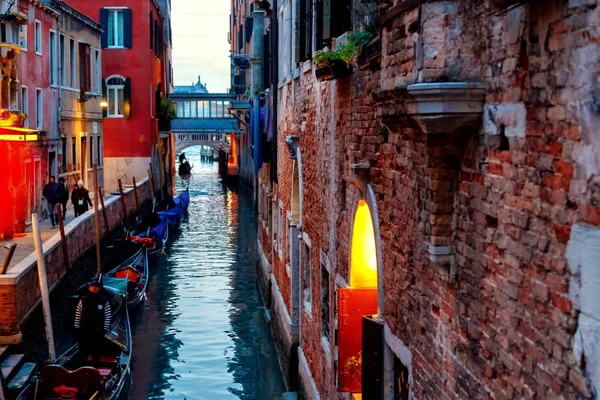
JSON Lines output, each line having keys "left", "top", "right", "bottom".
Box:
{"left": 338, "top": 183, "right": 383, "bottom": 394}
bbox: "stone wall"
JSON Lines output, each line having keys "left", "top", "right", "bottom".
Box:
{"left": 258, "top": 0, "right": 600, "bottom": 399}
{"left": 0, "top": 178, "right": 151, "bottom": 337}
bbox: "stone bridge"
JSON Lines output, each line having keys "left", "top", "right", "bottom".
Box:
{"left": 170, "top": 92, "right": 242, "bottom": 155}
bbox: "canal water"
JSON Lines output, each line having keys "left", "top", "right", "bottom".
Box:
{"left": 129, "top": 150, "right": 286, "bottom": 399}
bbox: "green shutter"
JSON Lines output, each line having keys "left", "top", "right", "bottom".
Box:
{"left": 322, "top": 0, "right": 331, "bottom": 44}
{"left": 123, "top": 78, "right": 131, "bottom": 118}
{"left": 100, "top": 9, "right": 108, "bottom": 48}
{"left": 123, "top": 9, "right": 132, "bottom": 49}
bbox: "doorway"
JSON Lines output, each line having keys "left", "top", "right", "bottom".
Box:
{"left": 48, "top": 151, "right": 56, "bottom": 179}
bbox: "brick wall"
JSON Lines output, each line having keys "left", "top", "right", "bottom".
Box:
{"left": 265, "top": 0, "right": 600, "bottom": 398}
{"left": 0, "top": 179, "right": 151, "bottom": 336}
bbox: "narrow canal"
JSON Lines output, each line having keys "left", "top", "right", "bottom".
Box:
{"left": 129, "top": 150, "right": 286, "bottom": 399}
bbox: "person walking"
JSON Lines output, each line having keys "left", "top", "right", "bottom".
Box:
{"left": 71, "top": 180, "right": 92, "bottom": 217}
{"left": 42, "top": 176, "right": 61, "bottom": 228}
{"left": 74, "top": 276, "right": 112, "bottom": 363}
{"left": 58, "top": 177, "right": 69, "bottom": 218}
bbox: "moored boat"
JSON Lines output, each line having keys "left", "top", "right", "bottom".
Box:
{"left": 157, "top": 190, "right": 190, "bottom": 232}
{"left": 20, "top": 283, "right": 132, "bottom": 400}
{"left": 105, "top": 244, "right": 149, "bottom": 311}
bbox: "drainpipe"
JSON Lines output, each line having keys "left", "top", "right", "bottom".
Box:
{"left": 250, "top": 9, "right": 266, "bottom": 210}
{"left": 56, "top": 14, "right": 62, "bottom": 180}
{"left": 270, "top": 0, "right": 278, "bottom": 184}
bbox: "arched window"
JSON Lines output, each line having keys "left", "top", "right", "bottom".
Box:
{"left": 106, "top": 75, "right": 125, "bottom": 117}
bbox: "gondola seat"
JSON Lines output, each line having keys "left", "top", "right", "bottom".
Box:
{"left": 42, "top": 365, "right": 102, "bottom": 398}
{"left": 114, "top": 266, "right": 141, "bottom": 282}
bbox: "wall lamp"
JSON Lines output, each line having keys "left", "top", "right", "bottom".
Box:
{"left": 350, "top": 162, "right": 370, "bottom": 201}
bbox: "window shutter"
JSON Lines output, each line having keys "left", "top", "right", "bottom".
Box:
{"left": 304, "top": 0, "right": 313, "bottom": 60}
{"left": 123, "top": 8, "right": 132, "bottom": 49}
{"left": 245, "top": 17, "right": 253, "bottom": 44}
{"left": 294, "top": 0, "right": 301, "bottom": 65}
{"left": 238, "top": 24, "right": 243, "bottom": 51}
{"left": 322, "top": 0, "right": 331, "bottom": 44}
{"left": 332, "top": 0, "right": 352, "bottom": 39}
{"left": 100, "top": 8, "right": 108, "bottom": 48}
{"left": 123, "top": 77, "right": 131, "bottom": 118}
{"left": 102, "top": 78, "right": 107, "bottom": 118}
{"left": 149, "top": 11, "right": 153, "bottom": 50}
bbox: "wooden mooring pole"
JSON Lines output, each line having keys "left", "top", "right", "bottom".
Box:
{"left": 98, "top": 187, "right": 109, "bottom": 234}
{"left": 55, "top": 204, "right": 70, "bottom": 285}
{"left": 32, "top": 213, "right": 56, "bottom": 361}
{"left": 118, "top": 179, "right": 129, "bottom": 232}
{"left": 133, "top": 177, "right": 140, "bottom": 221}
{"left": 93, "top": 165, "right": 101, "bottom": 274}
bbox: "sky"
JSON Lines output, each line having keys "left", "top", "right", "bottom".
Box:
{"left": 171, "top": 1, "right": 231, "bottom": 93}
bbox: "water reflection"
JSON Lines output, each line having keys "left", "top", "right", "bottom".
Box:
{"left": 129, "top": 151, "right": 285, "bottom": 399}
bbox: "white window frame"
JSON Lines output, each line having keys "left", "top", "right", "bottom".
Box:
{"left": 34, "top": 20, "right": 41, "bottom": 55}
{"left": 21, "top": 86, "right": 28, "bottom": 128}
{"left": 97, "top": 135, "right": 103, "bottom": 167}
{"left": 106, "top": 8, "right": 126, "bottom": 49}
{"left": 35, "top": 88, "right": 42, "bottom": 129}
{"left": 19, "top": 23, "right": 27, "bottom": 50}
{"left": 49, "top": 29, "right": 57, "bottom": 86}
{"left": 106, "top": 74, "right": 125, "bottom": 118}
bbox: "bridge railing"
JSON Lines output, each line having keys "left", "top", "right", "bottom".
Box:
{"left": 176, "top": 132, "right": 226, "bottom": 143}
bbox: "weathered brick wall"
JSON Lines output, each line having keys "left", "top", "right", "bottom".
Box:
{"left": 267, "top": 0, "right": 600, "bottom": 398}
{"left": 0, "top": 180, "right": 151, "bottom": 336}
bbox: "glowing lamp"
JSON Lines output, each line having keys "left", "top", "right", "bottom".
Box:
{"left": 350, "top": 200, "right": 377, "bottom": 288}
{"left": 100, "top": 100, "right": 108, "bottom": 108}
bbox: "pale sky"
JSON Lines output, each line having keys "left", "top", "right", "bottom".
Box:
{"left": 172, "top": 1, "right": 231, "bottom": 93}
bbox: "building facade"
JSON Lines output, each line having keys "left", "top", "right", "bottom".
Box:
{"left": 54, "top": 0, "right": 104, "bottom": 191}
{"left": 239, "top": 0, "right": 600, "bottom": 399}
{"left": 73, "top": 0, "right": 171, "bottom": 194}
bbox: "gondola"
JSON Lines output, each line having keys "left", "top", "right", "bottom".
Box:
{"left": 104, "top": 243, "right": 149, "bottom": 311}
{"left": 134, "top": 213, "right": 168, "bottom": 259}
{"left": 21, "top": 282, "right": 132, "bottom": 400}
{"left": 156, "top": 189, "right": 190, "bottom": 233}
{"left": 178, "top": 161, "right": 192, "bottom": 176}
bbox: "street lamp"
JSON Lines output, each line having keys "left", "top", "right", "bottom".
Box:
{"left": 100, "top": 100, "right": 108, "bottom": 108}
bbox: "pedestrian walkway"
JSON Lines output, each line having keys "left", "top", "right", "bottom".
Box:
{"left": 0, "top": 191, "right": 103, "bottom": 273}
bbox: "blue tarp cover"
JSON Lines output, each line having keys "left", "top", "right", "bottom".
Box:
{"left": 103, "top": 277, "right": 129, "bottom": 296}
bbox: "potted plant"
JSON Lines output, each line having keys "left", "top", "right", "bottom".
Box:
{"left": 3, "top": 12, "right": 27, "bottom": 26}
{"left": 158, "top": 97, "right": 176, "bottom": 131}
{"left": 314, "top": 50, "right": 352, "bottom": 81}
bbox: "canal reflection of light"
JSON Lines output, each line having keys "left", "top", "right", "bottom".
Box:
{"left": 129, "top": 155, "right": 285, "bottom": 400}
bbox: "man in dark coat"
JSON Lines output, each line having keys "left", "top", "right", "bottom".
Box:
{"left": 58, "top": 177, "right": 69, "bottom": 218}
{"left": 42, "top": 176, "right": 61, "bottom": 228}
{"left": 74, "top": 276, "right": 112, "bottom": 363}
{"left": 179, "top": 152, "right": 186, "bottom": 164}
{"left": 71, "top": 180, "right": 92, "bottom": 217}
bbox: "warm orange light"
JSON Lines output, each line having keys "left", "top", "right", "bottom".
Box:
{"left": 100, "top": 100, "right": 108, "bottom": 108}
{"left": 0, "top": 135, "right": 24, "bottom": 141}
{"left": 350, "top": 200, "right": 377, "bottom": 288}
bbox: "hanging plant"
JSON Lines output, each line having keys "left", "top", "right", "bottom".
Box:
{"left": 3, "top": 12, "right": 27, "bottom": 26}
{"left": 158, "top": 97, "right": 177, "bottom": 121}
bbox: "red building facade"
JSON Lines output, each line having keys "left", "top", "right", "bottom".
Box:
{"left": 74, "top": 0, "right": 170, "bottom": 193}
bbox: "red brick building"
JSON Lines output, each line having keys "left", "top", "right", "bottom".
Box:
{"left": 73, "top": 0, "right": 172, "bottom": 194}
{"left": 243, "top": 0, "right": 600, "bottom": 398}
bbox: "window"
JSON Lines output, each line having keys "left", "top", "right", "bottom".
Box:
{"left": 89, "top": 138, "right": 94, "bottom": 168}
{"left": 107, "top": 9, "right": 124, "bottom": 48}
{"left": 59, "top": 34, "right": 65, "bottom": 85}
{"left": 61, "top": 137, "right": 67, "bottom": 173}
{"left": 97, "top": 136, "right": 102, "bottom": 167}
{"left": 302, "top": 240, "right": 312, "bottom": 309}
{"left": 277, "top": 206, "right": 283, "bottom": 256}
{"left": 79, "top": 43, "right": 91, "bottom": 92}
{"left": 19, "top": 24, "right": 26, "bottom": 49}
{"left": 94, "top": 49, "right": 100, "bottom": 92}
{"left": 394, "top": 355, "right": 410, "bottom": 400}
{"left": 69, "top": 38, "right": 75, "bottom": 88}
{"left": 321, "top": 262, "right": 330, "bottom": 339}
{"left": 71, "top": 137, "right": 77, "bottom": 167}
{"left": 20, "top": 87, "right": 28, "bottom": 127}
{"left": 49, "top": 30, "right": 57, "bottom": 86}
{"left": 1, "top": 22, "right": 19, "bottom": 45}
{"left": 34, "top": 20, "right": 41, "bottom": 54}
{"left": 106, "top": 76, "right": 125, "bottom": 117}
{"left": 35, "top": 88, "right": 42, "bottom": 129}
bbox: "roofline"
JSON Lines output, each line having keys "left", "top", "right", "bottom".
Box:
{"left": 52, "top": 1, "right": 104, "bottom": 32}
{"left": 29, "top": 0, "right": 59, "bottom": 17}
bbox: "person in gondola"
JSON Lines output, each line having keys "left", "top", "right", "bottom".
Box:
{"left": 179, "top": 152, "right": 187, "bottom": 164}
{"left": 74, "top": 276, "right": 112, "bottom": 364}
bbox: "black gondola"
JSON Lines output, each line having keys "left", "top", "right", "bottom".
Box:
{"left": 178, "top": 161, "right": 192, "bottom": 176}
{"left": 105, "top": 244, "right": 149, "bottom": 311}
{"left": 20, "top": 285, "right": 132, "bottom": 400}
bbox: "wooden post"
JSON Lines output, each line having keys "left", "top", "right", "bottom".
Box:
{"left": 93, "top": 165, "right": 101, "bottom": 274}
{"left": 0, "top": 243, "right": 16, "bottom": 275}
{"left": 32, "top": 213, "right": 56, "bottom": 361}
{"left": 56, "top": 204, "right": 70, "bottom": 283}
{"left": 98, "top": 187, "right": 109, "bottom": 233}
{"left": 133, "top": 177, "right": 140, "bottom": 220}
{"left": 148, "top": 165, "right": 156, "bottom": 199}
{"left": 118, "top": 179, "right": 129, "bottom": 232}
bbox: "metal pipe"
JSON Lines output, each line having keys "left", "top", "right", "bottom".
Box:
{"left": 32, "top": 213, "right": 56, "bottom": 361}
